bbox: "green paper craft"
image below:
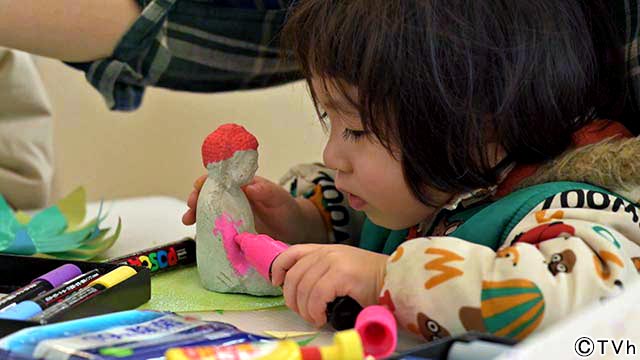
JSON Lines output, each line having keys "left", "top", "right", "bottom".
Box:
{"left": 0, "top": 187, "right": 120, "bottom": 260}
{"left": 139, "top": 266, "right": 285, "bottom": 312}
{"left": 296, "top": 335, "right": 319, "bottom": 346}
{"left": 57, "top": 187, "right": 87, "bottom": 230}
{"left": 14, "top": 211, "right": 30, "bottom": 225}
{"left": 40, "top": 221, "right": 122, "bottom": 261}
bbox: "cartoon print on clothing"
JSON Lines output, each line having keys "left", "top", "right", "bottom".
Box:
{"left": 592, "top": 225, "right": 622, "bottom": 249}
{"left": 632, "top": 257, "right": 640, "bottom": 273}
{"left": 390, "top": 246, "right": 405, "bottom": 263}
{"left": 535, "top": 210, "right": 564, "bottom": 224}
{"left": 458, "top": 307, "right": 486, "bottom": 332}
{"left": 541, "top": 190, "right": 640, "bottom": 230}
{"left": 497, "top": 246, "right": 520, "bottom": 266}
{"left": 547, "top": 249, "right": 577, "bottom": 275}
{"left": 407, "top": 312, "right": 451, "bottom": 341}
{"left": 303, "top": 171, "right": 352, "bottom": 243}
{"left": 459, "top": 279, "right": 545, "bottom": 340}
{"left": 593, "top": 250, "right": 624, "bottom": 280}
{"left": 307, "top": 183, "right": 333, "bottom": 229}
{"left": 424, "top": 248, "right": 464, "bottom": 289}
{"left": 514, "top": 222, "right": 576, "bottom": 247}
{"left": 599, "top": 280, "right": 625, "bottom": 302}
{"left": 378, "top": 289, "right": 396, "bottom": 312}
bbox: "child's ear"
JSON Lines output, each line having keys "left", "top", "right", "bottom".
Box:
{"left": 485, "top": 142, "right": 508, "bottom": 169}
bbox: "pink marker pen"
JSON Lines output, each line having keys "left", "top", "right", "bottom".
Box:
{"left": 355, "top": 305, "right": 398, "bottom": 359}
{"left": 234, "top": 232, "right": 364, "bottom": 330}
{"left": 234, "top": 233, "right": 288, "bottom": 281}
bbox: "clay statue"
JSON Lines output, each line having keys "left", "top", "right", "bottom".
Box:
{"left": 196, "top": 124, "right": 282, "bottom": 296}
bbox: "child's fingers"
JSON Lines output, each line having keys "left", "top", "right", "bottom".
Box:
{"left": 187, "top": 190, "right": 198, "bottom": 209}
{"left": 240, "top": 176, "right": 263, "bottom": 194}
{"left": 307, "top": 273, "right": 339, "bottom": 326}
{"left": 280, "top": 249, "right": 320, "bottom": 316}
{"left": 182, "top": 209, "right": 196, "bottom": 225}
{"left": 282, "top": 264, "right": 304, "bottom": 314}
{"left": 182, "top": 189, "right": 199, "bottom": 225}
{"left": 194, "top": 174, "right": 206, "bottom": 191}
{"left": 271, "top": 244, "right": 321, "bottom": 286}
{"left": 243, "top": 177, "right": 291, "bottom": 209}
{"left": 295, "top": 258, "right": 330, "bottom": 324}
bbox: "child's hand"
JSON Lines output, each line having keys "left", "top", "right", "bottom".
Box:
{"left": 182, "top": 175, "right": 326, "bottom": 244}
{"left": 182, "top": 175, "right": 207, "bottom": 226}
{"left": 241, "top": 176, "right": 324, "bottom": 244}
{"left": 271, "top": 244, "right": 388, "bottom": 327}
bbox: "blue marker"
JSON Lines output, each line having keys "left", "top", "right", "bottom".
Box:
{"left": 0, "top": 310, "right": 163, "bottom": 358}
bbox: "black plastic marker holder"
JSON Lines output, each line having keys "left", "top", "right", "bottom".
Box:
{"left": 0, "top": 254, "right": 150, "bottom": 337}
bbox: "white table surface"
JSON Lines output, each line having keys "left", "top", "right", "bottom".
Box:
{"left": 88, "top": 196, "right": 424, "bottom": 352}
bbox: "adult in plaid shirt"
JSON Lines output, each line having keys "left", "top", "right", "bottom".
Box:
{"left": 0, "top": 0, "right": 638, "bottom": 133}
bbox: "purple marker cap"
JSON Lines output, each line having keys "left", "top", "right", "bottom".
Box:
{"left": 34, "top": 264, "right": 83, "bottom": 288}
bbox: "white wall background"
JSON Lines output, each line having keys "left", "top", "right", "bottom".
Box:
{"left": 34, "top": 57, "right": 326, "bottom": 203}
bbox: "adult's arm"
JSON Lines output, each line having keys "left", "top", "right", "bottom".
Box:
{"left": 0, "top": 1, "right": 301, "bottom": 111}
{"left": 0, "top": 0, "right": 140, "bottom": 62}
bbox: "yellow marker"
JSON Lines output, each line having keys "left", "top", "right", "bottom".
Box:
{"left": 89, "top": 266, "right": 137, "bottom": 288}
{"left": 166, "top": 329, "right": 364, "bottom": 360}
{"left": 262, "top": 331, "right": 318, "bottom": 339}
{"left": 31, "top": 266, "right": 138, "bottom": 322}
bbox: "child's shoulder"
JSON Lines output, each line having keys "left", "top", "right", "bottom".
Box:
{"left": 444, "top": 181, "right": 638, "bottom": 250}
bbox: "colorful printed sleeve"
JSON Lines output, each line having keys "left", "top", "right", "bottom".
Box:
{"left": 380, "top": 190, "right": 640, "bottom": 342}
{"left": 279, "top": 163, "right": 365, "bottom": 246}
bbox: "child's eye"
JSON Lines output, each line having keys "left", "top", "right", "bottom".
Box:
{"left": 342, "top": 128, "right": 367, "bottom": 142}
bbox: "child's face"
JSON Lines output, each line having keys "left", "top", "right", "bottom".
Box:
{"left": 313, "top": 77, "right": 451, "bottom": 229}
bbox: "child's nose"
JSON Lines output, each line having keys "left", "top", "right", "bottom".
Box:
{"left": 323, "top": 138, "right": 352, "bottom": 174}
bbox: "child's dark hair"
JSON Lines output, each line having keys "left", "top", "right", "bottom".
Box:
{"left": 282, "top": 0, "right": 623, "bottom": 205}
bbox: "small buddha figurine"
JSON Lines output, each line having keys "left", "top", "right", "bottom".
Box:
{"left": 196, "top": 123, "right": 281, "bottom": 296}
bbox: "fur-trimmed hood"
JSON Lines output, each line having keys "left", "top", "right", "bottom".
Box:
{"left": 517, "top": 135, "right": 640, "bottom": 203}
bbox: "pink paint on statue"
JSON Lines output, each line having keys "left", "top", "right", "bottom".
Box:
{"left": 201, "top": 124, "right": 259, "bottom": 167}
{"left": 212, "top": 213, "right": 248, "bottom": 275}
{"left": 234, "top": 233, "right": 289, "bottom": 281}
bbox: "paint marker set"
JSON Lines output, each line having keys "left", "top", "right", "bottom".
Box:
{"left": 0, "top": 305, "right": 397, "bottom": 360}
{"left": 0, "top": 311, "right": 271, "bottom": 360}
{"left": 0, "top": 255, "right": 150, "bottom": 336}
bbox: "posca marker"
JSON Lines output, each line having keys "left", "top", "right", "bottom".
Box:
{"left": 30, "top": 266, "right": 137, "bottom": 323}
{"left": 107, "top": 238, "right": 196, "bottom": 275}
{"left": 0, "top": 270, "right": 102, "bottom": 320}
{"left": 0, "top": 264, "right": 82, "bottom": 311}
{"left": 234, "top": 232, "right": 363, "bottom": 330}
{"left": 355, "top": 305, "right": 397, "bottom": 359}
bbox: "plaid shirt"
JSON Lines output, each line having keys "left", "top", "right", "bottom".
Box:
{"left": 620, "top": 0, "right": 640, "bottom": 129}
{"left": 66, "top": 0, "right": 299, "bottom": 111}
{"left": 67, "top": 0, "right": 640, "bottom": 115}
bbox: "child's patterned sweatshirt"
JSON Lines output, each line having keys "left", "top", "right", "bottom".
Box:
{"left": 281, "top": 120, "right": 640, "bottom": 341}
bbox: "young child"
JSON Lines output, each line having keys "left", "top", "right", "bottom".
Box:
{"left": 183, "top": 0, "right": 640, "bottom": 341}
